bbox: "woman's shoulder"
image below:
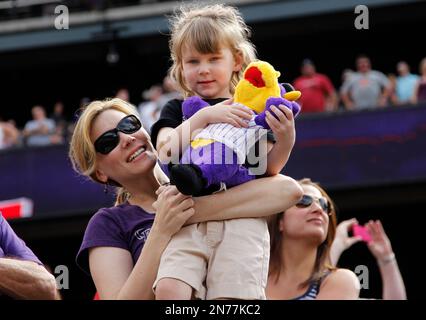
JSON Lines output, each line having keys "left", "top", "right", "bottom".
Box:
{"left": 89, "top": 203, "right": 153, "bottom": 227}
{"left": 324, "top": 268, "right": 359, "bottom": 284}
{"left": 77, "top": 203, "right": 154, "bottom": 268}
{"left": 319, "top": 268, "right": 360, "bottom": 298}
{"left": 83, "top": 205, "right": 125, "bottom": 237}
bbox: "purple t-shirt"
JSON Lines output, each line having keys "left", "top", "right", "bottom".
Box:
{"left": 0, "top": 213, "right": 42, "bottom": 265}
{"left": 76, "top": 202, "right": 155, "bottom": 275}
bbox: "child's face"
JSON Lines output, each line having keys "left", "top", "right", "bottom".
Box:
{"left": 181, "top": 46, "right": 242, "bottom": 99}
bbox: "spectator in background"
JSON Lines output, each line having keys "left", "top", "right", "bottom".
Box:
{"left": 115, "top": 87, "right": 130, "bottom": 103}
{"left": 23, "top": 105, "right": 60, "bottom": 146}
{"left": 392, "top": 61, "right": 419, "bottom": 105}
{"left": 158, "top": 75, "right": 182, "bottom": 108}
{"left": 337, "top": 69, "right": 354, "bottom": 109}
{"left": 50, "top": 101, "right": 68, "bottom": 141}
{"left": 340, "top": 55, "right": 390, "bottom": 110}
{"left": 0, "top": 213, "right": 59, "bottom": 299}
{"left": 138, "top": 84, "right": 164, "bottom": 133}
{"left": 293, "top": 59, "right": 337, "bottom": 113}
{"left": 330, "top": 218, "right": 407, "bottom": 300}
{"left": 68, "top": 97, "right": 91, "bottom": 139}
{"left": 387, "top": 73, "right": 397, "bottom": 106}
{"left": 412, "top": 57, "right": 426, "bottom": 104}
{"left": 0, "top": 118, "right": 20, "bottom": 150}
{"left": 341, "top": 69, "right": 354, "bottom": 83}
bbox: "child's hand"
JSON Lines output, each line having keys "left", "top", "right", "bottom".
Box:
{"left": 203, "top": 99, "right": 254, "bottom": 128}
{"left": 265, "top": 104, "right": 296, "bottom": 148}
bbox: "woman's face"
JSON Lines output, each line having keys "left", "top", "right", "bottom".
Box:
{"left": 90, "top": 109, "right": 157, "bottom": 184}
{"left": 280, "top": 184, "right": 330, "bottom": 244}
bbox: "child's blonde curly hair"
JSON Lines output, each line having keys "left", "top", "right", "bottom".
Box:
{"left": 168, "top": 3, "right": 257, "bottom": 98}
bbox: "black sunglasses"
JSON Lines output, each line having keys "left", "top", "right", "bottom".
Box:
{"left": 94, "top": 115, "right": 142, "bottom": 154}
{"left": 296, "top": 194, "right": 331, "bottom": 215}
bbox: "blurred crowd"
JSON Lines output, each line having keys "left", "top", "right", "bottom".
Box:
{"left": 293, "top": 55, "right": 426, "bottom": 113}
{"left": 1, "top": 55, "right": 426, "bottom": 152}
{"left": 0, "top": 75, "right": 181, "bottom": 151}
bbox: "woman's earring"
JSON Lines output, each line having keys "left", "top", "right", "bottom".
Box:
{"left": 104, "top": 182, "right": 109, "bottom": 194}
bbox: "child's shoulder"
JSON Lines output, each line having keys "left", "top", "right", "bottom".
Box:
{"left": 163, "top": 98, "right": 184, "bottom": 110}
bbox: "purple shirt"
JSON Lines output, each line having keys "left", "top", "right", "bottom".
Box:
{"left": 0, "top": 213, "right": 42, "bottom": 265}
{"left": 76, "top": 202, "right": 155, "bottom": 275}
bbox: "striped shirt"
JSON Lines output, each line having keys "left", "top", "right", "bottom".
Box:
{"left": 194, "top": 116, "right": 268, "bottom": 163}
{"left": 293, "top": 271, "right": 331, "bottom": 300}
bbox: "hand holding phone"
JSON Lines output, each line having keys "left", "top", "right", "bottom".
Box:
{"left": 352, "top": 224, "right": 372, "bottom": 243}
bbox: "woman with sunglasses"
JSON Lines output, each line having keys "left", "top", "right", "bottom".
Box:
{"left": 266, "top": 178, "right": 360, "bottom": 300}
{"left": 69, "top": 98, "right": 303, "bottom": 299}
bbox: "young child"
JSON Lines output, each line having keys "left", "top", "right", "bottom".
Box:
{"left": 151, "top": 4, "right": 299, "bottom": 300}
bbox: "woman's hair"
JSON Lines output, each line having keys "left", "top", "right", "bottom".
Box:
{"left": 168, "top": 3, "right": 257, "bottom": 98}
{"left": 268, "top": 178, "right": 337, "bottom": 288}
{"left": 68, "top": 98, "right": 139, "bottom": 205}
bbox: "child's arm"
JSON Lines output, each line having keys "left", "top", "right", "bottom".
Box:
{"left": 188, "top": 174, "right": 303, "bottom": 223}
{"left": 156, "top": 101, "right": 253, "bottom": 163}
{"left": 264, "top": 104, "right": 296, "bottom": 176}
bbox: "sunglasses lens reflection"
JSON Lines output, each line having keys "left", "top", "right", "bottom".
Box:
{"left": 296, "top": 195, "right": 330, "bottom": 214}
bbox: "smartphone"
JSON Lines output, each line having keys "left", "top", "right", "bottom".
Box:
{"left": 352, "top": 224, "right": 372, "bottom": 243}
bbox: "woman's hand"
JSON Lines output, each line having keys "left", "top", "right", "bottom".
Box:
{"left": 200, "top": 99, "right": 254, "bottom": 128}
{"left": 330, "top": 218, "right": 362, "bottom": 265}
{"left": 151, "top": 185, "right": 195, "bottom": 237}
{"left": 336, "top": 218, "right": 363, "bottom": 250}
{"left": 366, "top": 220, "right": 393, "bottom": 261}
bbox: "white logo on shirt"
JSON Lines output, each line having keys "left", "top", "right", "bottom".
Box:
{"left": 134, "top": 228, "right": 151, "bottom": 241}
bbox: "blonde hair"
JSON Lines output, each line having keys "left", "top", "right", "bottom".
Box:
{"left": 168, "top": 3, "right": 257, "bottom": 98}
{"left": 268, "top": 178, "right": 337, "bottom": 288}
{"left": 69, "top": 98, "right": 139, "bottom": 205}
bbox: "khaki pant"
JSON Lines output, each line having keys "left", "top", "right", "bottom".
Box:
{"left": 153, "top": 218, "right": 270, "bottom": 300}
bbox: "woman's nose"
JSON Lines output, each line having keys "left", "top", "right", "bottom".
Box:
{"left": 310, "top": 200, "right": 323, "bottom": 213}
{"left": 120, "top": 132, "right": 136, "bottom": 148}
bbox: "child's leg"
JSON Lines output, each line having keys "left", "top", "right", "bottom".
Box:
{"left": 155, "top": 278, "right": 193, "bottom": 300}
{"left": 153, "top": 224, "right": 208, "bottom": 299}
{"left": 206, "top": 218, "right": 269, "bottom": 300}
